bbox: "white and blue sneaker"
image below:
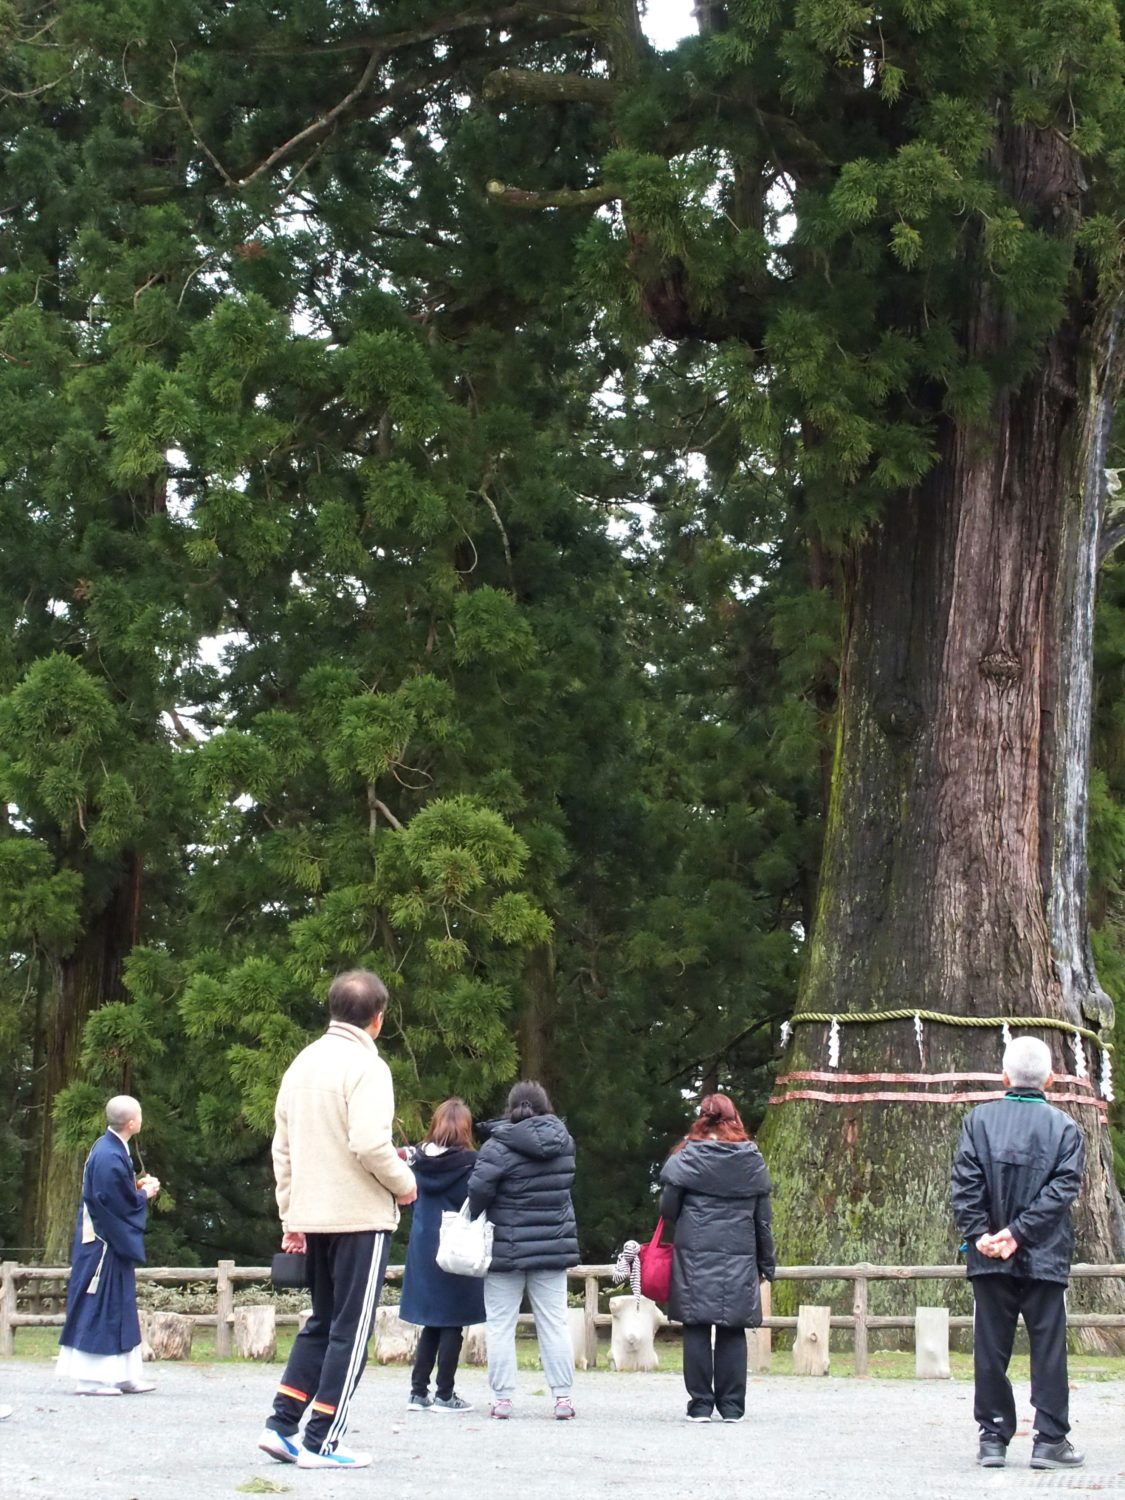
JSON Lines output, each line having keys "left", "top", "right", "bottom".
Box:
{"left": 296, "top": 1444, "right": 372, "bottom": 1470}
{"left": 258, "top": 1428, "right": 301, "bottom": 1463}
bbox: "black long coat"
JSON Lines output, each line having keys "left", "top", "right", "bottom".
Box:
{"left": 399, "top": 1145, "right": 486, "bottom": 1328}
{"left": 466, "top": 1114, "right": 579, "bottom": 1272}
{"left": 659, "top": 1140, "right": 776, "bottom": 1328}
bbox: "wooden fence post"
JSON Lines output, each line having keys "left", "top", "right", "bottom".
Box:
{"left": 793, "top": 1304, "right": 831, "bottom": 1375}
{"left": 749, "top": 1279, "right": 772, "bottom": 1373}
{"left": 0, "top": 1262, "right": 16, "bottom": 1356}
{"left": 583, "top": 1274, "right": 599, "bottom": 1370}
{"left": 853, "top": 1269, "right": 869, "bottom": 1377}
{"left": 215, "top": 1260, "right": 234, "bottom": 1358}
{"left": 915, "top": 1307, "right": 950, "bottom": 1379}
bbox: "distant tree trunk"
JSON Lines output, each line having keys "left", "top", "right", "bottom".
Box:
{"left": 760, "top": 132, "right": 1125, "bottom": 1327}
{"left": 30, "top": 854, "right": 143, "bottom": 1261}
{"left": 519, "top": 942, "right": 555, "bottom": 1090}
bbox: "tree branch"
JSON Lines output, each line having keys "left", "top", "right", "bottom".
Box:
{"left": 170, "top": 45, "right": 236, "bottom": 187}
{"left": 244, "top": 3, "right": 595, "bottom": 56}
{"left": 368, "top": 785, "right": 404, "bottom": 833}
{"left": 483, "top": 67, "right": 617, "bottom": 108}
{"left": 486, "top": 178, "right": 619, "bottom": 210}
{"left": 237, "top": 48, "right": 383, "bottom": 188}
{"left": 1098, "top": 521, "right": 1125, "bottom": 565}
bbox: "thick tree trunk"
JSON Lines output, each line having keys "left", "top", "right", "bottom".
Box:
{"left": 519, "top": 942, "right": 555, "bottom": 1089}
{"left": 28, "top": 855, "right": 143, "bottom": 1261}
{"left": 760, "top": 270, "right": 1125, "bottom": 1335}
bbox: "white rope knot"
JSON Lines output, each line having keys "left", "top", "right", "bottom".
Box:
{"left": 828, "top": 1016, "right": 840, "bottom": 1069}
{"left": 1071, "top": 1033, "right": 1088, "bottom": 1081}
{"left": 914, "top": 1011, "right": 925, "bottom": 1065}
{"left": 1001, "top": 1021, "right": 1012, "bottom": 1052}
{"left": 779, "top": 1020, "right": 793, "bottom": 1050}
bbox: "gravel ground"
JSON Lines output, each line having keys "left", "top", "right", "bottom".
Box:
{"left": 1, "top": 1359, "right": 1123, "bottom": 1500}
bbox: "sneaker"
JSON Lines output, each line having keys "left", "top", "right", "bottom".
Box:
{"left": 685, "top": 1406, "right": 713, "bottom": 1422}
{"left": 977, "top": 1438, "right": 1007, "bottom": 1468}
{"left": 554, "top": 1397, "right": 576, "bottom": 1421}
{"left": 75, "top": 1384, "right": 123, "bottom": 1396}
{"left": 118, "top": 1381, "right": 156, "bottom": 1395}
{"left": 719, "top": 1412, "right": 744, "bottom": 1424}
{"left": 490, "top": 1398, "right": 513, "bottom": 1420}
{"left": 258, "top": 1429, "right": 301, "bottom": 1464}
{"left": 296, "top": 1444, "right": 372, "bottom": 1470}
{"left": 432, "top": 1394, "right": 474, "bottom": 1413}
{"left": 406, "top": 1393, "right": 433, "bottom": 1413}
{"left": 1031, "top": 1438, "right": 1085, "bottom": 1470}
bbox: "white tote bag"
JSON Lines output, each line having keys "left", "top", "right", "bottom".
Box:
{"left": 436, "top": 1201, "right": 493, "bottom": 1278}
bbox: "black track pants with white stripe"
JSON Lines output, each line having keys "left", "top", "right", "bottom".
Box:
{"left": 267, "top": 1229, "right": 390, "bottom": 1454}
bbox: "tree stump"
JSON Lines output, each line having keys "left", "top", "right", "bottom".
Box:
{"left": 609, "top": 1296, "right": 666, "bottom": 1371}
{"left": 145, "top": 1311, "right": 194, "bottom": 1361}
{"left": 374, "top": 1306, "right": 418, "bottom": 1363}
{"left": 462, "top": 1323, "right": 487, "bottom": 1365}
{"left": 233, "top": 1305, "right": 277, "bottom": 1361}
{"left": 915, "top": 1307, "right": 950, "bottom": 1379}
{"left": 137, "top": 1312, "right": 156, "bottom": 1362}
{"left": 793, "top": 1305, "right": 830, "bottom": 1375}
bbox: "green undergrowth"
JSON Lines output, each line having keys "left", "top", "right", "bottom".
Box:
{"left": 6, "top": 1326, "right": 1125, "bottom": 1381}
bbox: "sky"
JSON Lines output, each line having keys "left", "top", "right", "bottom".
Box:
{"left": 642, "top": 0, "right": 697, "bottom": 49}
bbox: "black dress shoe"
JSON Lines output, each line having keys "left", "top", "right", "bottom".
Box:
{"left": 1031, "top": 1438, "right": 1085, "bottom": 1470}
{"left": 977, "top": 1438, "right": 1007, "bottom": 1468}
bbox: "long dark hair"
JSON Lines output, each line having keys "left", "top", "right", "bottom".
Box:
{"left": 506, "top": 1080, "right": 552, "bottom": 1123}
{"left": 677, "top": 1092, "right": 749, "bottom": 1148}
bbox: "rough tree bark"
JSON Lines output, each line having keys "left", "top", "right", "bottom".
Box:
{"left": 24, "top": 854, "right": 143, "bottom": 1260}
{"left": 759, "top": 123, "right": 1125, "bottom": 1336}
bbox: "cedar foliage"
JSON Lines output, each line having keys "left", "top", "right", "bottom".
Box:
{"left": 0, "top": 0, "right": 1122, "bottom": 1262}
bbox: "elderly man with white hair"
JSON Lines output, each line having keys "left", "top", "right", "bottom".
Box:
{"left": 951, "top": 1035, "right": 1086, "bottom": 1471}
{"left": 57, "top": 1096, "right": 161, "bottom": 1396}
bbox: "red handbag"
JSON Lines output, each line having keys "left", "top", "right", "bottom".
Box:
{"left": 637, "top": 1217, "right": 674, "bottom": 1302}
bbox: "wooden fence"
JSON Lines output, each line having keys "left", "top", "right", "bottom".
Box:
{"left": 2, "top": 1260, "right": 1123, "bottom": 1374}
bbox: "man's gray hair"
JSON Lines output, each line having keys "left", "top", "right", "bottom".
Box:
{"left": 105, "top": 1095, "right": 142, "bottom": 1131}
{"left": 1002, "top": 1036, "right": 1053, "bottom": 1089}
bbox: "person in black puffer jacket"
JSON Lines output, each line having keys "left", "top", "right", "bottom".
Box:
{"left": 659, "top": 1093, "right": 775, "bottom": 1424}
{"left": 466, "top": 1081, "right": 578, "bottom": 1421}
{"left": 951, "top": 1035, "right": 1087, "bottom": 1472}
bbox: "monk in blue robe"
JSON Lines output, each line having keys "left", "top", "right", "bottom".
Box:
{"left": 58, "top": 1095, "right": 161, "bottom": 1396}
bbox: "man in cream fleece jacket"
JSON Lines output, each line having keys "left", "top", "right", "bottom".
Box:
{"left": 258, "top": 969, "right": 416, "bottom": 1472}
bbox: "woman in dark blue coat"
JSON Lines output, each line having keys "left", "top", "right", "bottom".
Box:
{"left": 400, "top": 1099, "right": 485, "bottom": 1413}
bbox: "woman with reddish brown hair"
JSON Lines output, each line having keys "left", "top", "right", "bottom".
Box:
{"left": 659, "top": 1093, "right": 776, "bottom": 1423}
{"left": 399, "top": 1099, "right": 485, "bottom": 1413}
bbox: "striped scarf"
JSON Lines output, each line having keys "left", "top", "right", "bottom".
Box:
{"left": 611, "top": 1239, "right": 642, "bottom": 1298}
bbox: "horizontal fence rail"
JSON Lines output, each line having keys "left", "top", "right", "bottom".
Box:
{"left": 2, "top": 1260, "right": 1123, "bottom": 1373}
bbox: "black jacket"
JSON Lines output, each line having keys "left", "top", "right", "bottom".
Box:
{"left": 659, "top": 1140, "right": 776, "bottom": 1328}
{"left": 951, "top": 1090, "right": 1085, "bottom": 1284}
{"left": 466, "top": 1114, "right": 578, "bottom": 1272}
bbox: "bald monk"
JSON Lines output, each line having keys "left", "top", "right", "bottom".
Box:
{"left": 57, "top": 1096, "right": 161, "bottom": 1395}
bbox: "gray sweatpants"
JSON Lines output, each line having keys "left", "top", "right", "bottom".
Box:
{"left": 484, "top": 1268, "right": 574, "bottom": 1400}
